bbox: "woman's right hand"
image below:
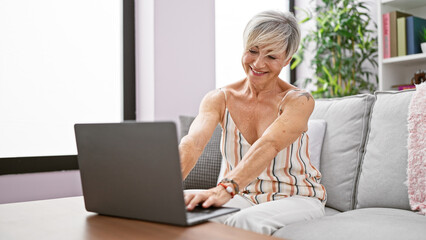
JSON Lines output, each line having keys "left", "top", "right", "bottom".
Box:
{"left": 184, "top": 186, "right": 232, "bottom": 210}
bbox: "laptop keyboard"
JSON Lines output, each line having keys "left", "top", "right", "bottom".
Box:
{"left": 186, "top": 206, "right": 216, "bottom": 220}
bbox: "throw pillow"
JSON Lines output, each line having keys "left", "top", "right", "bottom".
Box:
{"left": 356, "top": 90, "right": 414, "bottom": 210}
{"left": 310, "top": 94, "right": 376, "bottom": 211}
{"left": 407, "top": 83, "right": 426, "bottom": 215}
{"left": 307, "top": 119, "right": 327, "bottom": 170}
{"left": 179, "top": 116, "right": 222, "bottom": 189}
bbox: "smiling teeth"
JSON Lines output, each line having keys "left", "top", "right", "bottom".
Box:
{"left": 252, "top": 69, "right": 263, "bottom": 74}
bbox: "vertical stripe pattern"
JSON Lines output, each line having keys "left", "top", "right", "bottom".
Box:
{"left": 220, "top": 108, "right": 327, "bottom": 205}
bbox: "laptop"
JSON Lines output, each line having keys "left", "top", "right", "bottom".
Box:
{"left": 74, "top": 122, "right": 239, "bottom": 226}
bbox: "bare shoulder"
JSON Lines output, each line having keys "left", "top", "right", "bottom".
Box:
{"left": 288, "top": 89, "right": 314, "bottom": 102}
{"left": 199, "top": 89, "right": 226, "bottom": 120}
{"left": 201, "top": 89, "right": 226, "bottom": 107}
{"left": 284, "top": 89, "right": 315, "bottom": 113}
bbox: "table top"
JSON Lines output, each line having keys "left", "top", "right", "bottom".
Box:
{"left": 0, "top": 197, "right": 281, "bottom": 240}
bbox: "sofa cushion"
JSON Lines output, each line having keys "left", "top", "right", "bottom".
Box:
{"left": 310, "top": 94, "right": 375, "bottom": 212}
{"left": 273, "top": 208, "right": 426, "bottom": 240}
{"left": 179, "top": 116, "right": 222, "bottom": 189}
{"left": 324, "top": 206, "right": 341, "bottom": 216}
{"left": 306, "top": 119, "right": 327, "bottom": 170}
{"left": 356, "top": 90, "right": 414, "bottom": 210}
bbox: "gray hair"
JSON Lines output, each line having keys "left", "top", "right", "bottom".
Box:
{"left": 243, "top": 10, "right": 300, "bottom": 62}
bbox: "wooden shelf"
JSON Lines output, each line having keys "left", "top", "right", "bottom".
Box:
{"left": 383, "top": 53, "right": 426, "bottom": 66}
{"left": 382, "top": 0, "right": 426, "bottom": 10}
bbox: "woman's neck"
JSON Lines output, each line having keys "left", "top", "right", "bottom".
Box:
{"left": 243, "top": 78, "right": 282, "bottom": 98}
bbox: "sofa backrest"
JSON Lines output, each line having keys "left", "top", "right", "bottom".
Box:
{"left": 355, "top": 90, "right": 414, "bottom": 210}
{"left": 310, "top": 94, "right": 375, "bottom": 212}
{"left": 180, "top": 90, "right": 415, "bottom": 212}
{"left": 312, "top": 90, "right": 415, "bottom": 212}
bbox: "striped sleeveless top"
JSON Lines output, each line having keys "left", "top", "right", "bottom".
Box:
{"left": 220, "top": 89, "right": 327, "bottom": 204}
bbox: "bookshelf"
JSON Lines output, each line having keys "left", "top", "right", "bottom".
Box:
{"left": 378, "top": 0, "right": 426, "bottom": 90}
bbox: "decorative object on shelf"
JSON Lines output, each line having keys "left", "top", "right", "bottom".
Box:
{"left": 411, "top": 70, "right": 426, "bottom": 85}
{"left": 421, "top": 27, "right": 426, "bottom": 54}
{"left": 291, "top": 0, "right": 378, "bottom": 98}
{"left": 392, "top": 84, "right": 416, "bottom": 91}
{"left": 393, "top": 70, "right": 426, "bottom": 90}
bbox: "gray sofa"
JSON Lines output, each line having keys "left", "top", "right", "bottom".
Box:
{"left": 180, "top": 89, "right": 426, "bottom": 240}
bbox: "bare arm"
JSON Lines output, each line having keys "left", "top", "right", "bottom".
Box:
{"left": 179, "top": 90, "right": 225, "bottom": 180}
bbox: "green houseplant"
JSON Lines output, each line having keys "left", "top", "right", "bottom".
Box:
{"left": 291, "top": 0, "right": 378, "bottom": 98}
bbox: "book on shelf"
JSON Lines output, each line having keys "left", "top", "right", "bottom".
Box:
{"left": 382, "top": 11, "right": 411, "bottom": 59}
{"left": 383, "top": 13, "right": 391, "bottom": 59}
{"left": 406, "top": 16, "right": 426, "bottom": 55}
{"left": 397, "top": 17, "right": 407, "bottom": 56}
{"left": 390, "top": 12, "right": 412, "bottom": 57}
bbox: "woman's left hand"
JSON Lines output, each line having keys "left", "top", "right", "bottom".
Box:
{"left": 185, "top": 186, "right": 232, "bottom": 210}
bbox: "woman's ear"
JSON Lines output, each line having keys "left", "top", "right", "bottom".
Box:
{"left": 283, "top": 57, "right": 292, "bottom": 67}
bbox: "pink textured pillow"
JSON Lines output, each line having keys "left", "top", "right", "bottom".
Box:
{"left": 407, "top": 83, "right": 426, "bottom": 215}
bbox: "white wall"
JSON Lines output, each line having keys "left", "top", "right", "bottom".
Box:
{"left": 136, "top": 0, "right": 216, "bottom": 129}
{"left": 0, "top": 171, "right": 82, "bottom": 204}
{"left": 295, "top": 1, "right": 316, "bottom": 90}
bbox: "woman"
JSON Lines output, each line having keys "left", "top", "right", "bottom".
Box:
{"left": 179, "top": 10, "right": 326, "bottom": 235}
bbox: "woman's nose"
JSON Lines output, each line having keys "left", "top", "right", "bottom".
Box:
{"left": 253, "top": 56, "right": 265, "bottom": 68}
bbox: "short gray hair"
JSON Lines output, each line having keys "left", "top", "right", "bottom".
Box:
{"left": 243, "top": 10, "right": 300, "bottom": 62}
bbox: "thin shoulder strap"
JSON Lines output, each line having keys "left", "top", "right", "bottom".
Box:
{"left": 219, "top": 88, "right": 228, "bottom": 105}
{"left": 219, "top": 88, "right": 228, "bottom": 126}
{"left": 278, "top": 89, "right": 298, "bottom": 116}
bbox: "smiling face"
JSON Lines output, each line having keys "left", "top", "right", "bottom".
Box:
{"left": 241, "top": 11, "right": 301, "bottom": 88}
{"left": 242, "top": 45, "right": 291, "bottom": 86}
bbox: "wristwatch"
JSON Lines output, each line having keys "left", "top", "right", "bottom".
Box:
{"left": 220, "top": 178, "right": 240, "bottom": 194}
{"left": 218, "top": 182, "right": 235, "bottom": 198}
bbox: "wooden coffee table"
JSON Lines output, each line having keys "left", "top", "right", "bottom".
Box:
{"left": 0, "top": 197, "right": 281, "bottom": 240}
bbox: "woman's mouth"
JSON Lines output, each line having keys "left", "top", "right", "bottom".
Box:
{"left": 250, "top": 66, "right": 267, "bottom": 76}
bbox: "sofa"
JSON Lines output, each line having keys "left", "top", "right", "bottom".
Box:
{"left": 180, "top": 89, "right": 426, "bottom": 240}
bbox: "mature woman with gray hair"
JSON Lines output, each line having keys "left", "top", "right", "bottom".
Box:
{"left": 180, "top": 10, "right": 326, "bottom": 235}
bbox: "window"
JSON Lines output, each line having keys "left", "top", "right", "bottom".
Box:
{"left": 0, "top": 0, "right": 129, "bottom": 174}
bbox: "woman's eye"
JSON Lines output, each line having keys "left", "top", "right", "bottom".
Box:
{"left": 249, "top": 49, "right": 257, "bottom": 54}
{"left": 268, "top": 55, "right": 276, "bottom": 60}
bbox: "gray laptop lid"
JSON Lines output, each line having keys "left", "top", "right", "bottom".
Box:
{"left": 75, "top": 122, "right": 188, "bottom": 225}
